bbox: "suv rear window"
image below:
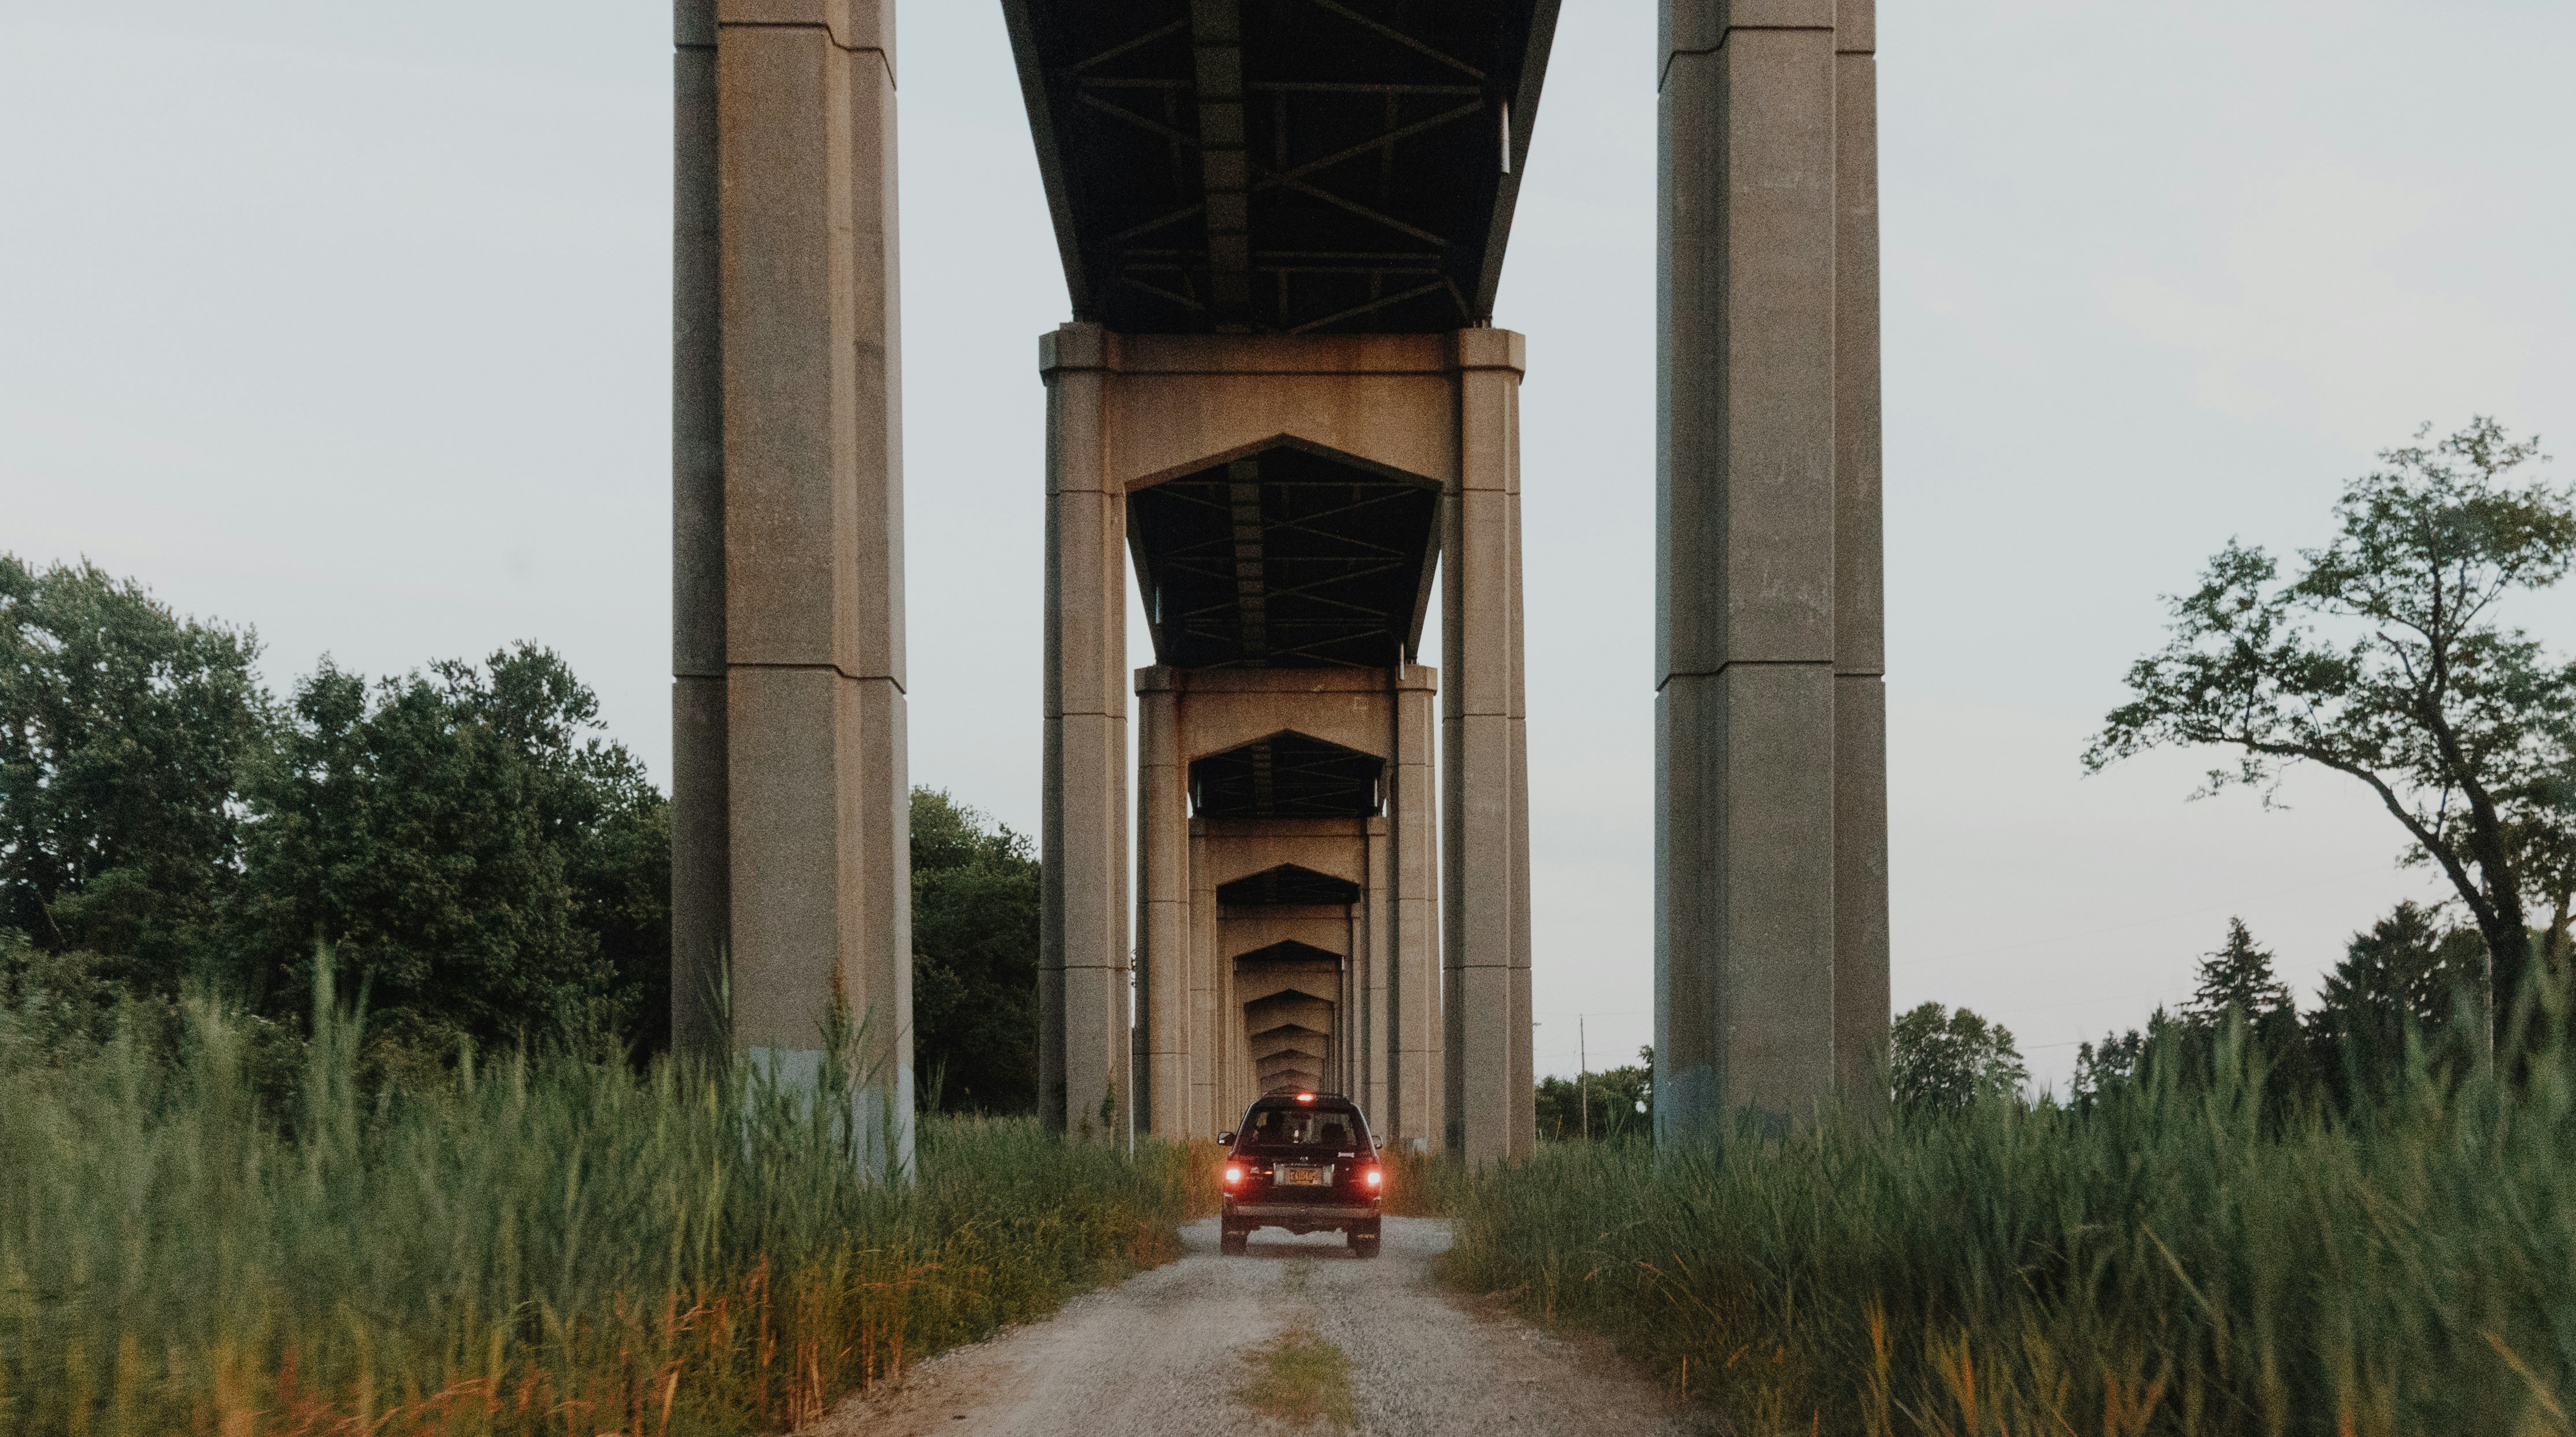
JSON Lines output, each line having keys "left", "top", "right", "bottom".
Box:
{"left": 1238, "top": 1103, "right": 1365, "bottom": 1151}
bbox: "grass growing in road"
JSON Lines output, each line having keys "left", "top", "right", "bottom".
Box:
{"left": 1446, "top": 1026, "right": 2576, "bottom": 1435}
{"left": 0, "top": 981, "right": 1196, "bottom": 1436}
{"left": 1238, "top": 1322, "right": 1356, "bottom": 1429}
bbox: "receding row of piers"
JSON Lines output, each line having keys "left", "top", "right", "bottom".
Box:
{"left": 668, "top": 0, "right": 1888, "bottom": 1165}
{"left": 1040, "top": 327, "right": 1533, "bottom": 1162}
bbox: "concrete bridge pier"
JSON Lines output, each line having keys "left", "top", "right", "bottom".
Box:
{"left": 1004, "top": 1, "right": 1556, "bottom": 1157}
{"left": 1035, "top": 328, "right": 1528, "bottom": 1160}
{"left": 670, "top": 0, "right": 913, "bottom": 1173}
{"left": 1655, "top": 0, "right": 1887, "bottom": 1139}
{"left": 1831, "top": 6, "right": 1892, "bottom": 1106}
{"left": 1135, "top": 664, "right": 1442, "bottom": 1148}
{"left": 1039, "top": 323, "right": 1135, "bottom": 1143}
{"left": 1443, "top": 330, "right": 1536, "bottom": 1162}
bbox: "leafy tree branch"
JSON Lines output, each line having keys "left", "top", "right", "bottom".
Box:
{"left": 2085, "top": 419, "right": 2576, "bottom": 1046}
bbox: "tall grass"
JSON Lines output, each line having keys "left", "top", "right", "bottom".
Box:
{"left": 1377, "top": 1142, "right": 1459, "bottom": 1218}
{"left": 1446, "top": 1028, "right": 2576, "bottom": 1435}
{"left": 0, "top": 987, "right": 1194, "bottom": 1435}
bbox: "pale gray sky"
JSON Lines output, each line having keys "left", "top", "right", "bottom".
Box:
{"left": 6, "top": 2, "right": 2571, "bottom": 1090}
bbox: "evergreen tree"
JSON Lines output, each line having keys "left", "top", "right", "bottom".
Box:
{"left": 2177, "top": 919, "right": 2313, "bottom": 1102}
{"left": 2508, "top": 777, "right": 2576, "bottom": 970}
{"left": 2073, "top": 1009, "right": 2175, "bottom": 1108}
{"left": 2187, "top": 918, "right": 2296, "bottom": 1030}
{"left": 2306, "top": 900, "right": 2484, "bottom": 1098}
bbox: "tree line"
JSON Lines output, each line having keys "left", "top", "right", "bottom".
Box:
{"left": 0, "top": 556, "right": 669, "bottom": 1065}
{"left": 16, "top": 416, "right": 2567, "bottom": 1129}
{"left": 0, "top": 555, "right": 1042, "bottom": 1107}
{"left": 1898, "top": 419, "right": 2576, "bottom": 1117}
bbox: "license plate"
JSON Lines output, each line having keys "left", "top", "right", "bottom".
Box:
{"left": 1278, "top": 1165, "right": 1330, "bottom": 1187}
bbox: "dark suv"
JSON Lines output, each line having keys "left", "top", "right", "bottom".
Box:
{"left": 1216, "top": 1092, "right": 1384, "bottom": 1257}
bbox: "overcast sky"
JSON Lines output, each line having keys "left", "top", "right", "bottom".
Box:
{"left": 6, "top": 1, "right": 2571, "bottom": 1091}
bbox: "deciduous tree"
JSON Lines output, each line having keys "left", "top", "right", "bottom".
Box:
{"left": 2086, "top": 419, "right": 2576, "bottom": 1048}
{"left": 233, "top": 646, "right": 665, "bottom": 1052}
{"left": 1890, "top": 1002, "right": 2027, "bottom": 1116}
{"left": 911, "top": 788, "right": 1040, "bottom": 1113}
{"left": 0, "top": 556, "right": 269, "bottom": 992}
{"left": 1535, "top": 1047, "right": 1652, "bottom": 1141}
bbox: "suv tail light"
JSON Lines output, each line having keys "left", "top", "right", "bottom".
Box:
{"left": 1362, "top": 1166, "right": 1383, "bottom": 1190}
{"left": 1222, "top": 1163, "right": 1245, "bottom": 1187}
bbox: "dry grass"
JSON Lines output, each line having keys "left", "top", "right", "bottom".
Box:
{"left": 1374, "top": 1141, "right": 1457, "bottom": 1217}
{"left": 0, "top": 985, "right": 1197, "bottom": 1435}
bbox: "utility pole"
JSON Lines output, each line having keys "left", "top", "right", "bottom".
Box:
{"left": 1579, "top": 1014, "right": 1589, "bottom": 1143}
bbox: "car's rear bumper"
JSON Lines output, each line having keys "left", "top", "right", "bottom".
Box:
{"left": 1224, "top": 1200, "right": 1379, "bottom": 1221}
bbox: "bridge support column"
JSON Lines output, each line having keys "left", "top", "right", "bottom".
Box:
{"left": 671, "top": 1, "right": 726, "bottom": 1065}
{"left": 1444, "top": 328, "right": 1534, "bottom": 1165}
{"left": 1137, "top": 667, "right": 1189, "bottom": 1138}
{"left": 670, "top": 0, "right": 911, "bottom": 1172}
{"left": 1833, "top": 6, "right": 1890, "bottom": 1117}
{"left": 1041, "top": 323, "right": 1133, "bottom": 1143}
{"left": 1656, "top": 0, "right": 1886, "bottom": 1139}
{"left": 1190, "top": 821, "right": 1219, "bottom": 1134}
{"left": 1135, "top": 663, "right": 1437, "bottom": 1143}
{"left": 1037, "top": 328, "right": 1516, "bottom": 1150}
{"left": 1389, "top": 663, "right": 1440, "bottom": 1148}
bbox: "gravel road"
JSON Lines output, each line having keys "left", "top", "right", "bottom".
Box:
{"left": 810, "top": 1216, "right": 1699, "bottom": 1436}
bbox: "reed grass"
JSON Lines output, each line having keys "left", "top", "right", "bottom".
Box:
{"left": 1445, "top": 1028, "right": 2576, "bottom": 1435}
{"left": 1376, "top": 1142, "right": 1458, "bottom": 1218}
{"left": 0, "top": 987, "right": 1194, "bottom": 1435}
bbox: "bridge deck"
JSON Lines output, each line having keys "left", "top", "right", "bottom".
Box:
{"left": 1004, "top": 0, "right": 1560, "bottom": 335}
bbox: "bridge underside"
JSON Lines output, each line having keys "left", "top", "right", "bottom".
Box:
{"left": 1151, "top": 700, "right": 1425, "bottom": 1136}
{"left": 1130, "top": 444, "right": 1439, "bottom": 670}
{"left": 1022, "top": 0, "right": 1552, "bottom": 1162}
{"left": 1043, "top": 325, "right": 1527, "bottom": 1158}
{"left": 1004, "top": 0, "right": 1557, "bottom": 336}
{"left": 672, "top": 0, "right": 1887, "bottom": 1174}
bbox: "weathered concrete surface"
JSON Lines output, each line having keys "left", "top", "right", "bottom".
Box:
{"left": 1042, "top": 323, "right": 1132, "bottom": 1142}
{"left": 1832, "top": 1, "right": 1891, "bottom": 1121}
{"left": 810, "top": 1218, "right": 1696, "bottom": 1437}
{"left": 671, "top": 0, "right": 911, "bottom": 1171}
{"left": 1444, "top": 328, "right": 1534, "bottom": 1166}
{"left": 1135, "top": 666, "right": 1440, "bottom": 1147}
{"left": 669, "top": 0, "right": 727, "bottom": 1073}
{"left": 1102, "top": 333, "right": 1462, "bottom": 492}
{"left": 1656, "top": 0, "right": 1888, "bottom": 1139}
{"left": 1042, "top": 329, "right": 1532, "bottom": 1159}
{"left": 1388, "top": 666, "right": 1440, "bottom": 1148}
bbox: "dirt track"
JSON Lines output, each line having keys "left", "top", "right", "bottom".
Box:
{"left": 810, "top": 1216, "right": 1698, "bottom": 1436}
